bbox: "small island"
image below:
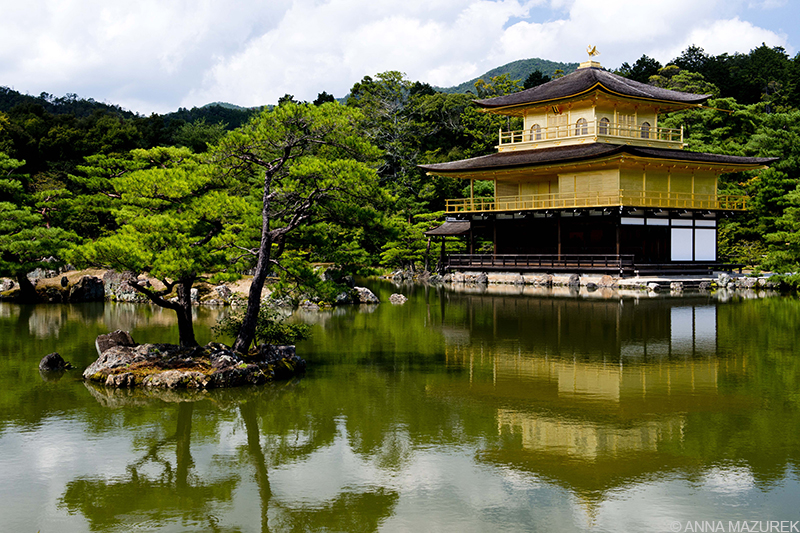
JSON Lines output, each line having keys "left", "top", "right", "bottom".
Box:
{"left": 84, "top": 330, "right": 306, "bottom": 389}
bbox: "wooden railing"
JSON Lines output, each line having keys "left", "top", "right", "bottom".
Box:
{"left": 447, "top": 254, "right": 636, "bottom": 273}
{"left": 445, "top": 190, "right": 748, "bottom": 213}
{"left": 499, "top": 119, "right": 683, "bottom": 146}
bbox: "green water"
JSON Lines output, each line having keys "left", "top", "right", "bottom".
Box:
{"left": 1, "top": 282, "right": 799, "bottom": 532}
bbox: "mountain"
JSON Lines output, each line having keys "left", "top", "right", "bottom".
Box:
{"left": 201, "top": 101, "right": 256, "bottom": 111}
{"left": 435, "top": 58, "right": 580, "bottom": 94}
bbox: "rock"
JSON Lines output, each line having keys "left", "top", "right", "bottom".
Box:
{"left": 534, "top": 274, "right": 554, "bottom": 287}
{"left": 647, "top": 282, "right": 661, "bottom": 292}
{"left": 213, "top": 285, "right": 233, "bottom": 301}
{"left": 442, "top": 274, "right": 453, "bottom": 283}
{"left": 102, "top": 270, "right": 145, "bottom": 302}
{"left": 143, "top": 370, "right": 208, "bottom": 389}
{"left": 209, "top": 351, "right": 242, "bottom": 369}
{"left": 39, "top": 352, "right": 72, "bottom": 371}
{"left": 353, "top": 286, "right": 379, "bottom": 304}
{"left": 299, "top": 300, "right": 321, "bottom": 311}
{"left": 698, "top": 281, "right": 712, "bottom": 291}
{"left": 95, "top": 330, "right": 137, "bottom": 357}
{"left": 585, "top": 282, "right": 598, "bottom": 291}
{"left": 28, "top": 267, "right": 57, "bottom": 279}
{"left": 258, "top": 344, "right": 296, "bottom": 363}
{"left": 475, "top": 272, "right": 488, "bottom": 284}
{"left": 258, "top": 344, "right": 305, "bottom": 380}
{"left": 190, "top": 288, "right": 199, "bottom": 302}
{"left": 598, "top": 275, "right": 616, "bottom": 288}
{"left": 718, "top": 273, "right": 732, "bottom": 287}
{"left": 106, "top": 373, "right": 136, "bottom": 388}
{"left": 335, "top": 291, "right": 352, "bottom": 305}
{"left": 567, "top": 274, "right": 580, "bottom": 287}
{"left": 0, "top": 278, "right": 14, "bottom": 292}
{"left": 43, "top": 286, "right": 63, "bottom": 303}
{"left": 60, "top": 276, "right": 69, "bottom": 287}
{"left": 69, "top": 275, "right": 105, "bottom": 302}
{"left": 389, "top": 293, "right": 408, "bottom": 305}
{"left": 670, "top": 281, "right": 684, "bottom": 292}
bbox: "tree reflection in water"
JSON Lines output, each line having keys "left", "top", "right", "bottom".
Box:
{"left": 60, "top": 386, "right": 399, "bottom": 533}
{"left": 60, "top": 400, "right": 240, "bottom": 532}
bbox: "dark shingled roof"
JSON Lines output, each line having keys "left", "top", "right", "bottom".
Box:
{"left": 424, "top": 220, "right": 471, "bottom": 236}
{"left": 419, "top": 144, "right": 777, "bottom": 174}
{"left": 475, "top": 67, "right": 710, "bottom": 109}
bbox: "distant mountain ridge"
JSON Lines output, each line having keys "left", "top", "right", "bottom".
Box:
{"left": 201, "top": 101, "right": 256, "bottom": 111}
{"left": 435, "top": 58, "right": 581, "bottom": 94}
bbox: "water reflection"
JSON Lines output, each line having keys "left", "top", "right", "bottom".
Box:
{"left": 1, "top": 290, "right": 799, "bottom": 532}
{"left": 423, "top": 290, "right": 797, "bottom": 515}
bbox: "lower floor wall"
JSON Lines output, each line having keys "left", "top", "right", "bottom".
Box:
{"left": 465, "top": 210, "right": 720, "bottom": 263}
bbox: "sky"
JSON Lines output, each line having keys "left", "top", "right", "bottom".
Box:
{"left": 0, "top": 0, "right": 797, "bottom": 115}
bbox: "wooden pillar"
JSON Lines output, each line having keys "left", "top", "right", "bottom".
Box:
{"left": 493, "top": 218, "right": 497, "bottom": 255}
{"left": 557, "top": 215, "right": 562, "bottom": 259}
{"left": 470, "top": 179, "right": 474, "bottom": 209}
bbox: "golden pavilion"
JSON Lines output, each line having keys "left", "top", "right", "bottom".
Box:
{"left": 420, "top": 57, "right": 775, "bottom": 275}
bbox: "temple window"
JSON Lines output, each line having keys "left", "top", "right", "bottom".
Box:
{"left": 576, "top": 118, "right": 588, "bottom": 136}
{"left": 599, "top": 117, "right": 610, "bottom": 135}
{"left": 641, "top": 121, "right": 651, "bottom": 139}
{"left": 531, "top": 124, "right": 542, "bottom": 140}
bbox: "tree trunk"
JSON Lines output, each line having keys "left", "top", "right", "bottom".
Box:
{"left": 241, "top": 402, "right": 271, "bottom": 533}
{"left": 424, "top": 237, "right": 431, "bottom": 273}
{"left": 15, "top": 272, "right": 38, "bottom": 303}
{"left": 175, "top": 279, "right": 198, "bottom": 347}
{"left": 233, "top": 172, "right": 273, "bottom": 353}
{"left": 175, "top": 402, "right": 194, "bottom": 490}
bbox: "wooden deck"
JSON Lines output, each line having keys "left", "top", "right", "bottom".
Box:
{"left": 445, "top": 254, "right": 743, "bottom": 276}
{"left": 446, "top": 254, "right": 636, "bottom": 274}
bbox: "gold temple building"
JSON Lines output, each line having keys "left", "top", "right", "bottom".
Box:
{"left": 421, "top": 57, "right": 776, "bottom": 275}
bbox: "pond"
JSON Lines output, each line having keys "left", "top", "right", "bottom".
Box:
{"left": 1, "top": 281, "right": 799, "bottom": 532}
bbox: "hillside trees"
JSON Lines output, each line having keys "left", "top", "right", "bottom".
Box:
{"left": 211, "top": 101, "right": 383, "bottom": 353}
{"left": 0, "top": 152, "right": 78, "bottom": 302}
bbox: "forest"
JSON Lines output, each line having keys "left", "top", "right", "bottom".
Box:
{"left": 3, "top": 42, "right": 800, "bottom": 306}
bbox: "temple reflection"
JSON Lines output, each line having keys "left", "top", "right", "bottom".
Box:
{"left": 434, "top": 295, "right": 753, "bottom": 507}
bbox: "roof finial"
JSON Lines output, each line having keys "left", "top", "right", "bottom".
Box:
{"left": 579, "top": 46, "right": 602, "bottom": 69}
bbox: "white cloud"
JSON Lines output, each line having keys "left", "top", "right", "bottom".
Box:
{"left": 652, "top": 17, "right": 789, "bottom": 64}
{"left": 0, "top": 0, "right": 795, "bottom": 114}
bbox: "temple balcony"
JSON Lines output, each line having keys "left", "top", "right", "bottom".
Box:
{"left": 498, "top": 120, "right": 684, "bottom": 151}
{"left": 444, "top": 190, "right": 748, "bottom": 213}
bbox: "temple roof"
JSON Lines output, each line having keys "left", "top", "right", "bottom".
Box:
{"left": 419, "top": 143, "right": 777, "bottom": 174}
{"left": 474, "top": 67, "right": 710, "bottom": 110}
{"left": 424, "top": 220, "right": 470, "bottom": 237}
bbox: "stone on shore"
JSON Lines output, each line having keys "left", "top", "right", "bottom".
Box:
{"left": 68, "top": 275, "right": 105, "bottom": 302}
{"left": 353, "top": 286, "right": 379, "bottom": 304}
{"left": 39, "top": 352, "right": 72, "bottom": 371}
{"left": 389, "top": 293, "right": 408, "bottom": 305}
